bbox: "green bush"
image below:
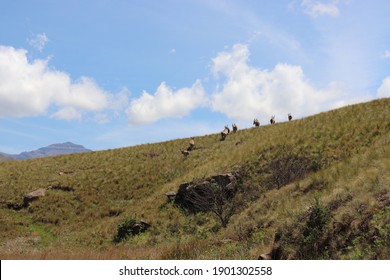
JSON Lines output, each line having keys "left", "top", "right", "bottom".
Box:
{"left": 113, "top": 217, "right": 137, "bottom": 243}
{"left": 278, "top": 196, "right": 332, "bottom": 259}
{"left": 301, "top": 196, "right": 332, "bottom": 258}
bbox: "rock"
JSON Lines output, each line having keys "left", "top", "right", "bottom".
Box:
{"left": 49, "top": 184, "right": 74, "bottom": 192}
{"left": 258, "top": 246, "right": 282, "bottom": 260}
{"left": 131, "top": 221, "right": 151, "bottom": 235}
{"left": 24, "top": 188, "right": 46, "bottom": 207}
{"left": 113, "top": 219, "right": 151, "bottom": 243}
{"left": 174, "top": 173, "right": 237, "bottom": 213}
{"left": 166, "top": 191, "right": 177, "bottom": 201}
{"left": 258, "top": 253, "right": 272, "bottom": 260}
{"left": 58, "top": 171, "right": 73, "bottom": 175}
{"left": 211, "top": 173, "right": 236, "bottom": 187}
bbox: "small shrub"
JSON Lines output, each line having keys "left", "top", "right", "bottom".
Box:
{"left": 372, "top": 206, "right": 390, "bottom": 249}
{"left": 302, "top": 196, "right": 332, "bottom": 254}
{"left": 278, "top": 196, "right": 332, "bottom": 259}
{"left": 265, "top": 146, "right": 320, "bottom": 189}
{"left": 113, "top": 217, "right": 137, "bottom": 243}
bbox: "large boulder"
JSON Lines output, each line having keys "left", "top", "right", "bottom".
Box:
{"left": 113, "top": 219, "right": 151, "bottom": 243}
{"left": 24, "top": 188, "right": 46, "bottom": 207}
{"left": 174, "top": 173, "right": 237, "bottom": 213}
{"left": 165, "top": 191, "right": 177, "bottom": 201}
{"left": 131, "top": 221, "right": 151, "bottom": 235}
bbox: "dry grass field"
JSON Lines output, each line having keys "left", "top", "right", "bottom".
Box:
{"left": 0, "top": 98, "right": 389, "bottom": 259}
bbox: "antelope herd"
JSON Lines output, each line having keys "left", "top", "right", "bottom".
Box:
{"left": 181, "top": 114, "right": 293, "bottom": 156}
{"left": 219, "top": 114, "right": 293, "bottom": 141}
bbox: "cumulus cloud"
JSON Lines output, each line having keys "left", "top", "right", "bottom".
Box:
{"left": 377, "top": 77, "right": 390, "bottom": 98}
{"left": 301, "top": 0, "right": 340, "bottom": 17}
{"left": 210, "top": 44, "right": 351, "bottom": 121}
{"left": 51, "top": 107, "right": 82, "bottom": 121}
{"left": 27, "top": 33, "right": 49, "bottom": 52}
{"left": 0, "top": 45, "right": 115, "bottom": 121}
{"left": 126, "top": 80, "right": 206, "bottom": 124}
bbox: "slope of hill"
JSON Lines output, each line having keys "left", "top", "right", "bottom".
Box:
{"left": 4, "top": 142, "right": 92, "bottom": 160}
{"left": 0, "top": 98, "right": 389, "bottom": 259}
{"left": 0, "top": 154, "right": 13, "bottom": 162}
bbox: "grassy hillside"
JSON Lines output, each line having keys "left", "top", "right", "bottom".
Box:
{"left": 0, "top": 98, "right": 389, "bottom": 259}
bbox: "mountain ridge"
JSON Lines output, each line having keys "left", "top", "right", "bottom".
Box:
{"left": 1, "top": 142, "right": 92, "bottom": 160}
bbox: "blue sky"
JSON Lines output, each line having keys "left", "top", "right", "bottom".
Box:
{"left": 1, "top": 0, "right": 389, "bottom": 154}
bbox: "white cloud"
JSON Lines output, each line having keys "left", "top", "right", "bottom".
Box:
{"left": 377, "top": 77, "right": 390, "bottom": 98}
{"left": 27, "top": 33, "right": 49, "bottom": 52}
{"left": 51, "top": 107, "right": 82, "bottom": 121}
{"left": 210, "top": 44, "right": 355, "bottom": 122}
{"left": 108, "top": 87, "right": 130, "bottom": 111}
{"left": 126, "top": 80, "right": 206, "bottom": 125}
{"left": 0, "top": 45, "right": 114, "bottom": 121}
{"left": 301, "top": 0, "right": 340, "bottom": 17}
{"left": 384, "top": 50, "right": 390, "bottom": 59}
{"left": 52, "top": 76, "right": 109, "bottom": 111}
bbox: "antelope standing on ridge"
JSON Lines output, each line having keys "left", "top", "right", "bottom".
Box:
{"left": 270, "top": 116, "right": 276, "bottom": 125}
{"left": 187, "top": 137, "right": 195, "bottom": 151}
{"left": 288, "top": 113, "right": 292, "bottom": 121}
{"left": 220, "top": 125, "right": 230, "bottom": 141}
{"left": 232, "top": 123, "right": 238, "bottom": 133}
{"left": 253, "top": 118, "right": 260, "bottom": 127}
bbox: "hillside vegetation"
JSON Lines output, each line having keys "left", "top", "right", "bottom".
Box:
{"left": 0, "top": 98, "right": 389, "bottom": 259}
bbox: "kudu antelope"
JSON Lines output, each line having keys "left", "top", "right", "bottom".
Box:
{"left": 288, "top": 113, "right": 292, "bottom": 121}
{"left": 220, "top": 125, "right": 230, "bottom": 141}
{"left": 187, "top": 137, "right": 195, "bottom": 151}
{"left": 270, "top": 116, "right": 276, "bottom": 125}
{"left": 253, "top": 118, "right": 260, "bottom": 127}
{"left": 232, "top": 123, "right": 238, "bottom": 133}
{"left": 180, "top": 149, "right": 190, "bottom": 157}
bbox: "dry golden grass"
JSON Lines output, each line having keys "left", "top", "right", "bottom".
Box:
{"left": 0, "top": 98, "right": 389, "bottom": 259}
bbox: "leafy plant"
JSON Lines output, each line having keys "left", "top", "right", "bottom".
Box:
{"left": 113, "top": 217, "right": 137, "bottom": 243}
{"left": 300, "top": 196, "right": 332, "bottom": 258}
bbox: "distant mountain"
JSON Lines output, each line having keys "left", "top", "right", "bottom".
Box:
{"left": 3, "top": 142, "right": 92, "bottom": 160}
{"left": 0, "top": 153, "right": 13, "bottom": 162}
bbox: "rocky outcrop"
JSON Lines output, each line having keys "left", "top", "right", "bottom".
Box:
{"left": 113, "top": 219, "right": 151, "bottom": 243}
{"left": 165, "top": 191, "right": 177, "bottom": 201}
{"left": 174, "top": 173, "right": 237, "bottom": 213}
{"left": 23, "top": 188, "right": 47, "bottom": 207}
{"left": 131, "top": 221, "right": 151, "bottom": 235}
